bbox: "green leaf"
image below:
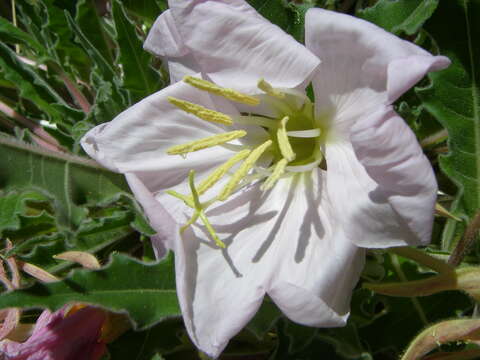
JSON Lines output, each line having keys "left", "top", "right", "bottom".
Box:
{"left": 246, "top": 0, "right": 313, "bottom": 43}
{"left": 64, "top": 10, "right": 117, "bottom": 83}
{"left": 0, "top": 253, "right": 180, "bottom": 330}
{"left": 358, "top": 0, "right": 439, "bottom": 35}
{"left": 0, "top": 15, "right": 46, "bottom": 56}
{"left": 0, "top": 135, "right": 130, "bottom": 229}
{"left": 75, "top": 0, "right": 114, "bottom": 64}
{"left": 0, "top": 190, "right": 50, "bottom": 234}
{"left": 120, "top": 0, "right": 164, "bottom": 25}
{"left": 0, "top": 41, "right": 80, "bottom": 125}
{"left": 112, "top": 0, "right": 163, "bottom": 103}
{"left": 417, "top": 0, "right": 480, "bottom": 219}
{"left": 109, "top": 318, "right": 186, "bottom": 360}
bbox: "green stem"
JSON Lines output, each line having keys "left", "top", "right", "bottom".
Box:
{"left": 391, "top": 253, "right": 428, "bottom": 325}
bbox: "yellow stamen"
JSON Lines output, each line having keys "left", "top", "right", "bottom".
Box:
{"left": 167, "top": 130, "right": 246, "bottom": 155}
{"left": 187, "top": 170, "right": 225, "bottom": 248}
{"left": 261, "top": 158, "right": 288, "bottom": 191}
{"left": 197, "top": 149, "right": 251, "bottom": 195}
{"left": 257, "top": 78, "right": 285, "bottom": 99}
{"left": 277, "top": 116, "right": 296, "bottom": 162}
{"left": 218, "top": 140, "right": 272, "bottom": 201}
{"left": 184, "top": 76, "right": 260, "bottom": 106}
{"left": 168, "top": 97, "right": 233, "bottom": 125}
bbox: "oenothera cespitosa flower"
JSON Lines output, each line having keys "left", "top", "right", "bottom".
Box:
{"left": 81, "top": 1, "right": 449, "bottom": 357}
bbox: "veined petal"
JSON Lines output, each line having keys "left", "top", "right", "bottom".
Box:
{"left": 144, "top": 10, "right": 202, "bottom": 83}
{"left": 162, "top": 0, "right": 319, "bottom": 93}
{"left": 163, "top": 171, "right": 363, "bottom": 357}
{"left": 325, "top": 128, "right": 430, "bottom": 248}
{"left": 305, "top": 8, "right": 449, "bottom": 126}
{"left": 349, "top": 106, "right": 437, "bottom": 246}
{"left": 266, "top": 170, "right": 364, "bottom": 327}
{"left": 81, "top": 77, "right": 253, "bottom": 193}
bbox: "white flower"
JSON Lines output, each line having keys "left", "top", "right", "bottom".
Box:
{"left": 81, "top": 1, "right": 450, "bottom": 358}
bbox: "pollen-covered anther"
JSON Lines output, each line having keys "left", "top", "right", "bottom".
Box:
{"left": 218, "top": 140, "right": 273, "bottom": 201}
{"left": 277, "top": 116, "right": 296, "bottom": 162}
{"left": 166, "top": 130, "right": 247, "bottom": 155}
{"left": 168, "top": 97, "right": 233, "bottom": 125}
{"left": 261, "top": 158, "right": 288, "bottom": 191}
{"left": 197, "top": 149, "right": 251, "bottom": 195}
{"left": 184, "top": 76, "right": 260, "bottom": 106}
{"left": 257, "top": 78, "right": 285, "bottom": 99}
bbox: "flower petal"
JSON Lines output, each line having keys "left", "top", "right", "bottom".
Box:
{"left": 158, "top": 0, "right": 319, "bottom": 92}
{"left": 144, "top": 10, "right": 202, "bottom": 83}
{"left": 305, "top": 8, "right": 449, "bottom": 122}
{"left": 350, "top": 106, "right": 437, "bottom": 246}
{"left": 266, "top": 170, "right": 364, "bottom": 327}
{"left": 325, "top": 107, "right": 435, "bottom": 248}
{"left": 167, "top": 171, "right": 363, "bottom": 357}
{"left": 81, "top": 77, "right": 244, "bottom": 192}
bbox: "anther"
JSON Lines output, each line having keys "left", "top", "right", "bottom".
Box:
{"left": 277, "top": 116, "right": 296, "bottom": 162}
{"left": 261, "top": 158, "right": 288, "bottom": 191}
{"left": 168, "top": 97, "right": 233, "bottom": 125}
{"left": 257, "top": 78, "right": 285, "bottom": 99}
{"left": 218, "top": 140, "right": 272, "bottom": 201}
{"left": 184, "top": 76, "right": 260, "bottom": 106}
{"left": 167, "top": 130, "right": 247, "bottom": 155}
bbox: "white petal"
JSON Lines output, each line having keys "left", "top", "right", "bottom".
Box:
{"left": 325, "top": 107, "right": 435, "bottom": 248}
{"left": 162, "top": 0, "right": 319, "bottom": 92}
{"left": 305, "top": 8, "right": 449, "bottom": 123}
{"left": 81, "top": 78, "right": 248, "bottom": 192}
{"left": 125, "top": 173, "right": 178, "bottom": 251}
{"left": 168, "top": 171, "right": 363, "bottom": 357}
{"left": 144, "top": 10, "right": 188, "bottom": 58}
{"left": 266, "top": 170, "right": 364, "bottom": 326}
{"left": 349, "top": 106, "right": 437, "bottom": 246}
{"left": 144, "top": 10, "right": 202, "bottom": 83}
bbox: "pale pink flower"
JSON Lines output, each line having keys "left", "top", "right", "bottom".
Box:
{"left": 81, "top": 1, "right": 449, "bottom": 357}
{"left": 0, "top": 307, "right": 106, "bottom": 360}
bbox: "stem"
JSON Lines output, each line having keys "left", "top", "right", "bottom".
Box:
{"left": 391, "top": 253, "right": 429, "bottom": 325}
{"left": 449, "top": 210, "right": 480, "bottom": 266}
{"left": 11, "top": 0, "right": 19, "bottom": 54}
{"left": 420, "top": 129, "right": 448, "bottom": 148}
{"left": 390, "top": 247, "right": 454, "bottom": 275}
{"left": 0, "top": 101, "right": 64, "bottom": 152}
{"left": 58, "top": 71, "right": 91, "bottom": 114}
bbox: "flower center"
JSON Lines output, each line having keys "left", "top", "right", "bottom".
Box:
{"left": 165, "top": 76, "right": 325, "bottom": 248}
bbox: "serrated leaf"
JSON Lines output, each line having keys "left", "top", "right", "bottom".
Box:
{"left": 246, "top": 0, "right": 313, "bottom": 43}
{"left": 0, "top": 42, "right": 81, "bottom": 125}
{"left": 0, "top": 15, "right": 46, "bottom": 56}
{"left": 0, "top": 253, "right": 180, "bottom": 330}
{"left": 121, "top": 0, "right": 164, "bottom": 25}
{"left": 65, "top": 10, "right": 116, "bottom": 83}
{"left": 112, "top": 0, "right": 163, "bottom": 103}
{"left": 358, "top": 0, "right": 439, "bottom": 35}
{"left": 417, "top": 0, "right": 480, "bottom": 220}
{"left": 75, "top": 0, "right": 114, "bottom": 64}
{"left": 0, "top": 135, "right": 130, "bottom": 229}
{"left": 0, "top": 190, "right": 49, "bottom": 233}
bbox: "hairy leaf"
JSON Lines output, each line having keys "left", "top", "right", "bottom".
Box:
{"left": 358, "top": 0, "right": 439, "bottom": 35}
{"left": 112, "top": 0, "right": 163, "bottom": 103}
{"left": 0, "top": 136, "right": 130, "bottom": 229}
{"left": 417, "top": 1, "right": 480, "bottom": 220}
{"left": 0, "top": 253, "right": 180, "bottom": 330}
